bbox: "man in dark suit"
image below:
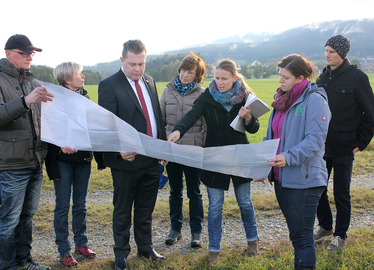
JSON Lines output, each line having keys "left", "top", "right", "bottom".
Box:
{"left": 98, "top": 40, "right": 166, "bottom": 270}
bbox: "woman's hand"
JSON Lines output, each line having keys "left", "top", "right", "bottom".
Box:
{"left": 269, "top": 154, "right": 286, "bottom": 167}
{"left": 253, "top": 178, "right": 266, "bottom": 184}
{"left": 239, "top": 104, "right": 252, "bottom": 124}
{"left": 168, "top": 131, "right": 181, "bottom": 142}
{"left": 120, "top": 152, "right": 137, "bottom": 162}
{"left": 61, "top": 146, "right": 77, "bottom": 154}
{"left": 353, "top": 147, "right": 360, "bottom": 154}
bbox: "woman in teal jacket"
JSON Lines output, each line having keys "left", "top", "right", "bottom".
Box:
{"left": 263, "top": 54, "right": 331, "bottom": 270}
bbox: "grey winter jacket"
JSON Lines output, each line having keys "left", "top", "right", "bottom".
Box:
{"left": 160, "top": 76, "right": 206, "bottom": 146}
{"left": 265, "top": 82, "right": 331, "bottom": 189}
{"left": 0, "top": 58, "right": 47, "bottom": 170}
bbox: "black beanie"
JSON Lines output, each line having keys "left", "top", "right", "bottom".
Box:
{"left": 325, "top": 35, "right": 350, "bottom": 59}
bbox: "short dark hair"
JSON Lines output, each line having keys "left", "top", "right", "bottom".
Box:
{"left": 178, "top": 52, "right": 206, "bottom": 83}
{"left": 122, "top": 39, "right": 146, "bottom": 59}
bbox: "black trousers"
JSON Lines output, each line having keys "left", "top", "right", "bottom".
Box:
{"left": 166, "top": 162, "right": 203, "bottom": 234}
{"left": 317, "top": 154, "right": 354, "bottom": 239}
{"left": 111, "top": 164, "right": 159, "bottom": 258}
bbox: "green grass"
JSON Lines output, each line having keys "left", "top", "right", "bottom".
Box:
{"left": 36, "top": 184, "right": 374, "bottom": 269}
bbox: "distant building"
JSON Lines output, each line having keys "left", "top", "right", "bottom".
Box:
{"left": 361, "top": 57, "right": 374, "bottom": 72}
{"left": 250, "top": 60, "right": 262, "bottom": 68}
{"left": 206, "top": 64, "right": 216, "bottom": 77}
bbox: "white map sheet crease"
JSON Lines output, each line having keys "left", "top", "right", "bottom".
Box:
{"left": 40, "top": 82, "right": 279, "bottom": 179}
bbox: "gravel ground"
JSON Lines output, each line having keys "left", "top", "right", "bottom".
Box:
{"left": 33, "top": 174, "right": 374, "bottom": 267}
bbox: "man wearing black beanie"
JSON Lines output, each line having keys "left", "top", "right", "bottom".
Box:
{"left": 314, "top": 34, "right": 374, "bottom": 251}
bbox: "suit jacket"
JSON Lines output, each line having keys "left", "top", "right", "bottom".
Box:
{"left": 98, "top": 70, "right": 166, "bottom": 171}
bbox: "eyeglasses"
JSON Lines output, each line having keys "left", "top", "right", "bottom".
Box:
{"left": 180, "top": 69, "right": 196, "bottom": 76}
{"left": 10, "top": 50, "right": 35, "bottom": 58}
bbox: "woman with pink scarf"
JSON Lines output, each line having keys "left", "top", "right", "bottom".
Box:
{"left": 262, "top": 54, "right": 331, "bottom": 270}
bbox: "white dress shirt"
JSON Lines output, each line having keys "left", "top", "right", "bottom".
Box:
{"left": 122, "top": 71, "right": 157, "bottom": 138}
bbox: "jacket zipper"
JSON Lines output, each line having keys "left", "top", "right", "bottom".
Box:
{"left": 278, "top": 91, "right": 308, "bottom": 182}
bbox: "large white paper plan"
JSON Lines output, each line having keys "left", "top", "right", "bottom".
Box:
{"left": 40, "top": 81, "right": 279, "bottom": 179}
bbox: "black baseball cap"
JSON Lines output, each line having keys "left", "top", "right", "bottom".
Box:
{"left": 4, "top": 34, "right": 42, "bottom": 52}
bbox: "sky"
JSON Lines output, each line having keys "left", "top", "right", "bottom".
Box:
{"left": 1, "top": 0, "right": 373, "bottom": 67}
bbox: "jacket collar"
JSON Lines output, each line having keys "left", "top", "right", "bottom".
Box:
{"left": 0, "top": 58, "right": 34, "bottom": 83}
{"left": 325, "top": 58, "right": 356, "bottom": 77}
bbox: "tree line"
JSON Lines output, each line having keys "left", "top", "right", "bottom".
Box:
{"left": 29, "top": 54, "right": 363, "bottom": 85}
{"left": 30, "top": 66, "right": 103, "bottom": 85}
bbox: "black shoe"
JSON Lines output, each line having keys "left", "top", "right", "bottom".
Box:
{"left": 165, "top": 230, "right": 182, "bottom": 245}
{"left": 18, "top": 258, "right": 51, "bottom": 270}
{"left": 138, "top": 248, "right": 165, "bottom": 261}
{"left": 190, "top": 233, "right": 202, "bottom": 248}
{"left": 114, "top": 257, "right": 128, "bottom": 270}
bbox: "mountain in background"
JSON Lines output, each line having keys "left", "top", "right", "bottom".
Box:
{"left": 85, "top": 18, "right": 374, "bottom": 74}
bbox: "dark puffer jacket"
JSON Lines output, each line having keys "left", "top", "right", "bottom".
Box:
{"left": 174, "top": 88, "right": 260, "bottom": 190}
{"left": 0, "top": 58, "right": 47, "bottom": 170}
{"left": 316, "top": 59, "right": 374, "bottom": 157}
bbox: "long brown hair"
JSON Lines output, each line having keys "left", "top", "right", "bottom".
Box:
{"left": 277, "top": 54, "right": 317, "bottom": 81}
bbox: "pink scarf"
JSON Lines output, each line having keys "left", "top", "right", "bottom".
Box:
{"left": 271, "top": 79, "right": 309, "bottom": 180}
{"left": 271, "top": 79, "right": 309, "bottom": 112}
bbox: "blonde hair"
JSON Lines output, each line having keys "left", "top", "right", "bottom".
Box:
{"left": 54, "top": 62, "right": 82, "bottom": 87}
{"left": 216, "top": 59, "right": 254, "bottom": 96}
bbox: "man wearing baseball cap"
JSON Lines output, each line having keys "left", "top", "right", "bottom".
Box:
{"left": 0, "top": 34, "right": 53, "bottom": 270}
{"left": 314, "top": 34, "right": 374, "bottom": 251}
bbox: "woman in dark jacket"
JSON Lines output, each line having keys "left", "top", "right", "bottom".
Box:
{"left": 168, "top": 59, "right": 260, "bottom": 264}
{"left": 45, "top": 62, "right": 96, "bottom": 267}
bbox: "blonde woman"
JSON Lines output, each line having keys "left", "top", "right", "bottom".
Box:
{"left": 168, "top": 59, "right": 260, "bottom": 263}
{"left": 45, "top": 62, "right": 96, "bottom": 267}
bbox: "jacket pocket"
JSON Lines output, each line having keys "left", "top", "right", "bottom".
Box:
{"left": 333, "top": 84, "right": 353, "bottom": 108}
{"left": 0, "top": 131, "right": 31, "bottom": 163}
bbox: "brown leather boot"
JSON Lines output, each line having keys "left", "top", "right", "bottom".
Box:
{"left": 207, "top": 251, "right": 220, "bottom": 264}
{"left": 246, "top": 239, "right": 259, "bottom": 256}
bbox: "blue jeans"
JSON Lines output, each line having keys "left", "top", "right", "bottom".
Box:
{"left": 275, "top": 181, "right": 324, "bottom": 267}
{"left": 0, "top": 168, "right": 43, "bottom": 270}
{"left": 53, "top": 161, "right": 91, "bottom": 257}
{"left": 317, "top": 155, "right": 353, "bottom": 239}
{"left": 207, "top": 182, "right": 258, "bottom": 252}
{"left": 166, "top": 162, "right": 203, "bottom": 234}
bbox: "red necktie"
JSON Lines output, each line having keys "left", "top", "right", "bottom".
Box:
{"left": 134, "top": 80, "right": 153, "bottom": 137}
